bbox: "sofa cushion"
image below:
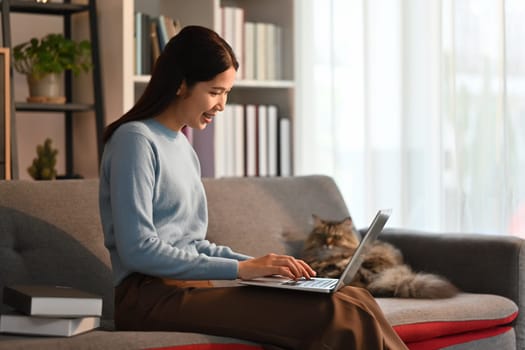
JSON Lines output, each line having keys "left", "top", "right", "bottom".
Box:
{"left": 147, "top": 345, "right": 263, "bottom": 350}
{"left": 0, "top": 331, "right": 263, "bottom": 350}
{"left": 407, "top": 326, "right": 515, "bottom": 350}
{"left": 378, "top": 293, "right": 518, "bottom": 344}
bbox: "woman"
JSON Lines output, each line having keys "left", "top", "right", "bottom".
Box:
{"left": 99, "top": 25, "right": 407, "bottom": 350}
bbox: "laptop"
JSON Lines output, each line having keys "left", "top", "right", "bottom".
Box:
{"left": 239, "top": 209, "right": 391, "bottom": 293}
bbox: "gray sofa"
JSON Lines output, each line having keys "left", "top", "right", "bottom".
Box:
{"left": 0, "top": 176, "right": 522, "bottom": 350}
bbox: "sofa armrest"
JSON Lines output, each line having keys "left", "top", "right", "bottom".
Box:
{"left": 376, "top": 228, "right": 525, "bottom": 348}
{"left": 376, "top": 228, "right": 525, "bottom": 304}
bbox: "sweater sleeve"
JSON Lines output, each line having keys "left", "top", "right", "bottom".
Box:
{"left": 107, "top": 130, "right": 239, "bottom": 280}
{"left": 194, "top": 239, "right": 253, "bottom": 261}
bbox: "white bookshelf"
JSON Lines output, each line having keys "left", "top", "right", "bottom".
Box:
{"left": 98, "top": 0, "right": 296, "bottom": 177}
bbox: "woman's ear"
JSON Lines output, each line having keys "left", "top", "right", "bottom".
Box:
{"left": 177, "top": 81, "right": 188, "bottom": 96}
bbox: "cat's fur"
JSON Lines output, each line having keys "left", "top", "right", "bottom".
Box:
{"left": 301, "top": 214, "right": 459, "bottom": 298}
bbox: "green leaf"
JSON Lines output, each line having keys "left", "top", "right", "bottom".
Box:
{"left": 13, "top": 33, "right": 92, "bottom": 77}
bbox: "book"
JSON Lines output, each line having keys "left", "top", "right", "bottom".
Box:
{"left": 255, "top": 22, "right": 267, "bottom": 80}
{"left": 265, "top": 23, "right": 276, "bottom": 81}
{"left": 221, "top": 7, "right": 244, "bottom": 80}
{"left": 274, "top": 25, "right": 283, "bottom": 80}
{"left": 233, "top": 7, "right": 244, "bottom": 80}
{"left": 157, "top": 14, "right": 169, "bottom": 50}
{"left": 232, "top": 104, "right": 245, "bottom": 177}
{"left": 164, "top": 16, "right": 181, "bottom": 41}
{"left": 0, "top": 312, "right": 100, "bottom": 337}
{"left": 141, "top": 12, "right": 152, "bottom": 74}
{"left": 224, "top": 106, "right": 235, "bottom": 176}
{"left": 267, "top": 105, "right": 279, "bottom": 177}
{"left": 257, "top": 105, "right": 268, "bottom": 176}
{"left": 134, "top": 12, "right": 142, "bottom": 75}
{"left": 213, "top": 106, "right": 227, "bottom": 178}
{"left": 192, "top": 120, "right": 215, "bottom": 178}
{"left": 244, "top": 22, "right": 255, "bottom": 80}
{"left": 244, "top": 104, "right": 258, "bottom": 177}
{"left": 279, "top": 117, "right": 291, "bottom": 176}
{"left": 150, "top": 20, "right": 161, "bottom": 65}
{"left": 3, "top": 285, "right": 102, "bottom": 317}
{"left": 181, "top": 125, "right": 193, "bottom": 144}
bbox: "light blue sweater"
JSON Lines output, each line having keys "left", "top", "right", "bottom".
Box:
{"left": 99, "top": 119, "right": 251, "bottom": 286}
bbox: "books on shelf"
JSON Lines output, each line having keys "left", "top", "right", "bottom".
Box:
{"left": 219, "top": 6, "right": 282, "bottom": 81}
{"left": 130, "top": 6, "right": 290, "bottom": 177}
{"left": 3, "top": 285, "right": 103, "bottom": 317}
{"left": 134, "top": 7, "right": 284, "bottom": 81}
{"left": 251, "top": 21, "right": 282, "bottom": 81}
{"left": 0, "top": 312, "right": 100, "bottom": 337}
{"left": 214, "top": 104, "right": 245, "bottom": 178}
{"left": 1, "top": 285, "right": 102, "bottom": 337}
{"left": 134, "top": 11, "right": 181, "bottom": 75}
{"left": 209, "top": 103, "right": 290, "bottom": 178}
{"left": 221, "top": 6, "right": 244, "bottom": 80}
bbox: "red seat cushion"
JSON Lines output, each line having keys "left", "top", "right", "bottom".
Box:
{"left": 377, "top": 293, "right": 518, "bottom": 344}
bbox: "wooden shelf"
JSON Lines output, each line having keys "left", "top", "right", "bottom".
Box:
{"left": 1, "top": 0, "right": 105, "bottom": 179}
{"left": 8, "top": 1, "right": 89, "bottom": 15}
{"left": 15, "top": 102, "right": 94, "bottom": 113}
{"left": 234, "top": 80, "right": 295, "bottom": 89}
{"left": 133, "top": 75, "right": 294, "bottom": 89}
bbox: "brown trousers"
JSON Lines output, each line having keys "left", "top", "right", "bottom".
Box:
{"left": 115, "top": 273, "right": 408, "bottom": 350}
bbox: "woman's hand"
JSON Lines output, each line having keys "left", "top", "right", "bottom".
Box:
{"left": 237, "top": 253, "right": 317, "bottom": 280}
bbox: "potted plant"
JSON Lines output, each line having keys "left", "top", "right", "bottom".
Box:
{"left": 13, "top": 33, "right": 92, "bottom": 104}
{"left": 27, "top": 138, "right": 58, "bottom": 180}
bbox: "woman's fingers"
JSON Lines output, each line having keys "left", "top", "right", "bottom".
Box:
{"left": 297, "top": 259, "right": 317, "bottom": 277}
{"left": 273, "top": 255, "right": 316, "bottom": 279}
{"left": 238, "top": 254, "right": 317, "bottom": 280}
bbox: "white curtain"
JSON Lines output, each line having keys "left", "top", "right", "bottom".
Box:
{"left": 295, "top": 0, "right": 525, "bottom": 236}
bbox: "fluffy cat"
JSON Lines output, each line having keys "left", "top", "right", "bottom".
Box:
{"left": 301, "top": 214, "right": 459, "bottom": 299}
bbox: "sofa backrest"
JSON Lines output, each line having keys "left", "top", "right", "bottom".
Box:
{"left": 0, "top": 179, "right": 113, "bottom": 318}
{"left": 203, "top": 175, "right": 350, "bottom": 257}
{"left": 0, "top": 175, "right": 349, "bottom": 320}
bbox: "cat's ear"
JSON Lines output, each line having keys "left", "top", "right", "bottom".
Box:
{"left": 341, "top": 217, "right": 354, "bottom": 228}
{"left": 312, "top": 214, "right": 323, "bottom": 227}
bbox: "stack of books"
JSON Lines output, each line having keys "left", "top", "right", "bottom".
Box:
{"left": 213, "top": 103, "right": 291, "bottom": 178}
{"left": 135, "top": 12, "right": 181, "bottom": 75}
{"left": 0, "top": 285, "right": 103, "bottom": 337}
{"left": 219, "top": 6, "right": 283, "bottom": 81}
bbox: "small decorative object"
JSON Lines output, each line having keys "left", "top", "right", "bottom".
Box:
{"left": 27, "top": 138, "right": 58, "bottom": 180}
{"left": 13, "top": 33, "right": 91, "bottom": 104}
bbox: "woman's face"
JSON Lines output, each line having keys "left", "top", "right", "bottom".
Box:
{"left": 174, "top": 66, "right": 236, "bottom": 131}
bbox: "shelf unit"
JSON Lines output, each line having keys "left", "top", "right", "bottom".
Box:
{"left": 0, "top": 0, "right": 105, "bottom": 179}
{"left": 98, "top": 0, "right": 295, "bottom": 177}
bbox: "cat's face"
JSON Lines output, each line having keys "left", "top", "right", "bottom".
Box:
{"left": 306, "top": 215, "right": 360, "bottom": 250}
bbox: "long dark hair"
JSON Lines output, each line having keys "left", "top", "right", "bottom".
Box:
{"left": 103, "top": 25, "right": 239, "bottom": 143}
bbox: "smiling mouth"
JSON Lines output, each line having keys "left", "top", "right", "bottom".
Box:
{"left": 204, "top": 113, "right": 215, "bottom": 117}
{"left": 202, "top": 113, "right": 214, "bottom": 123}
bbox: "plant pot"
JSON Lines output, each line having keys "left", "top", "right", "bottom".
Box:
{"left": 26, "top": 73, "right": 66, "bottom": 104}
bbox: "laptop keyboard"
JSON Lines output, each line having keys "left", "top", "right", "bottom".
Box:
{"left": 282, "top": 278, "right": 338, "bottom": 289}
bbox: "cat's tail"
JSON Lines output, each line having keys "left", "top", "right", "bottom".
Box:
{"left": 367, "top": 265, "right": 459, "bottom": 299}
